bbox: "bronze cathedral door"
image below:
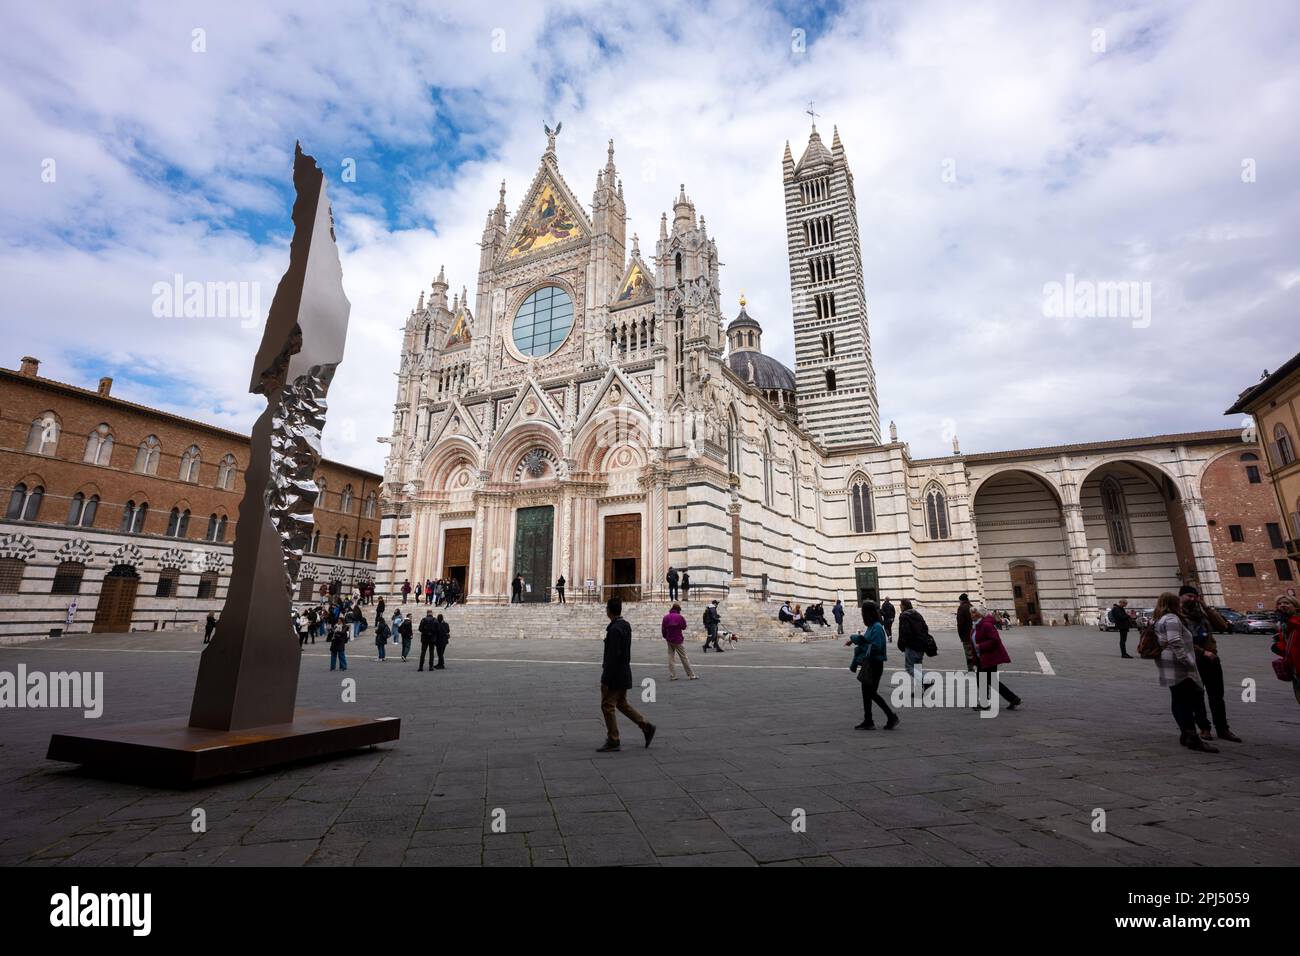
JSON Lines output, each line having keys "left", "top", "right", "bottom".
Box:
{"left": 513, "top": 506, "right": 554, "bottom": 603}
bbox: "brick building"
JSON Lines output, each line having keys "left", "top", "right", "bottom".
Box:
{"left": 0, "top": 357, "right": 380, "bottom": 643}
{"left": 1199, "top": 447, "right": 1294, "bottom": 611}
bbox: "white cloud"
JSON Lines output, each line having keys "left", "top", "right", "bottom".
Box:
{"left": 2, "top": 0, "right": 1297, "bottom": 473}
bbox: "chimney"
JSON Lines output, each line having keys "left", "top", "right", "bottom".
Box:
{"left": 98, "top": 377, "right": 113, "bottom": 397}
{"left": 19, "top": 356, "right": 40, "bottom": 377}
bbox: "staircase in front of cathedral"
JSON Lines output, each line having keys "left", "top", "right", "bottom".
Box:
{"left": 394, "top": 599, "right": 841, "bottom": 644}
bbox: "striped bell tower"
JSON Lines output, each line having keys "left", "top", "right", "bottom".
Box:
{"left": 783, "top": 118, "right": 880, "bottom": 447}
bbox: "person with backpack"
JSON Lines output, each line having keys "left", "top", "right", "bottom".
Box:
{"left": 373, "top": 612, "right": 390, "bottom": 662}
{"left": 702, "top": 600, "right": 723, "bottom": 652}
{"left": 1150, "top": 592, "right": 1217, "bottom": 753}
{"left": 1180, "top": 585, "right": 1240, "bottom": 742}
{"left": 398, "top": 611, "right": 414, "bottom": 662}
{"left": 1110, "top": 600, "right": 1133, "bottom": 658}
{"left": 847, "top": 602, "right": 897, "bottom": 730}
{"left": 661, "top": 603, "right": 697, "bottom": 680}
{"left": 896, "top": 599, "right": 931, "bottom": 681}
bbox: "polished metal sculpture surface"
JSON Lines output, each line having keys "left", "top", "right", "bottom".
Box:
{"left": 189, "top": 143, "right": 351, "bottom": 731}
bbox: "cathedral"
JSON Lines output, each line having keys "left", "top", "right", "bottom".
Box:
{"left": 377, "top": 122, "right": 1251, "bottom": 625}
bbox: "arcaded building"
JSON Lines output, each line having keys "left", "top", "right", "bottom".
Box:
{"left": 377, "top": 122, "right": 1268, "bottom": 624}
{"left": 0, "top": 358, "right": 380, "bottom": 643}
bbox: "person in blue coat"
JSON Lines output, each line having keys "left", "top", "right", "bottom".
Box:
{"left": 846, "top": 601, "right": 898, "bottom": 730}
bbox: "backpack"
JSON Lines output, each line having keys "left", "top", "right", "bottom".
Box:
{"left": 1136, "top": 625, "right": 1160, "bottom": 659}
{"left": 702, "top": 608, "right": 711, "bottom": 627}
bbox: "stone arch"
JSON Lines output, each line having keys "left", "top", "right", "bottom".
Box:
{"left": 486, "top": 422, "right": 563, "bottom": 481}
{"left": 969, "top": 464, "right": 1065, "bottom": 505}
{"left": 424, "top": 437, "right": 481, "bottom": 493}
{"left": 573, "top": 407, "right": 653, "bottom": 473}
{"left": 105, "top": 542, "right": 145, "bottom": 569}
{"left": 0, "top": 532, "right": 37, "bottom": 561}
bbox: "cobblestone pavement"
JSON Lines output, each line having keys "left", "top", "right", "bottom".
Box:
{"left": 1, "top": 622, "right": 1297, "bottom": 866}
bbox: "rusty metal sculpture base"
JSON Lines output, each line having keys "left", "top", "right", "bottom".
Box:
{"left": 48, "top": 710, "right": 400, "bottom": 787}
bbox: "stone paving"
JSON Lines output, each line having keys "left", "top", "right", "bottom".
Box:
{"left": 1, "top": 621, "right": 1298, "bottom": 866}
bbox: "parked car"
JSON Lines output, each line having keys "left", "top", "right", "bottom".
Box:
{"left": 1215, "top": 607, "right": 1247, "bottom": 633}
{"left": 1236, "top": 612, "right": 1280, "bottom": 635}
{"left": 1133, "top": 608, "right": 1155, "bottom": 629}
{"left": 1097, "top": 605, "right": 1138, "bottom": 631}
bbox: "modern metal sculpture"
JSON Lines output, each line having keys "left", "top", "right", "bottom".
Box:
{"left": 48, "top": 145, "right": 399, "bottom": 783}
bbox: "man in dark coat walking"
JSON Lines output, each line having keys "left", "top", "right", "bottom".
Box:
{"left": 417, "top": 610, "right": 438, "bottom": 671}
{"left": 597, "top": 596, "right": 656, "bottom": 752}
{"left": 433, "top": 613, "right": 450, "bottom": 669}
{"left": 880, "top": 597, "right": 896, "bottom": 638}
{"left": 1111, "top": 600, "right": 1133, "bottom": 658}
{"left": 666, "top": 567, "right": 679, "bottom": 602}
{"left": 956, "top": 593, "right": 975, "bottom": 671}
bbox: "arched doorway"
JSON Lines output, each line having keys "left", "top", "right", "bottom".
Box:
{"left": 972, "top": 470, "right": 1070, "bottom": 623}
{"left": 93, "top": 564, "right": 140, "bottom": 633}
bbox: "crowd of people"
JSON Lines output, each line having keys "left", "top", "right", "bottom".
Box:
{"left": 201, "top": 561, "right": 1300, "bottom": 757}
{"left": 401, "top": 577, "right": 464, "bottom": 606}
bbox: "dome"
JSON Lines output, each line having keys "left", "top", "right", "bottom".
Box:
{"left": 727, "top": 351, "right": 796, "bottom": 392}
{"left": 727, "top": 303, "right": 761, "bottom": 332}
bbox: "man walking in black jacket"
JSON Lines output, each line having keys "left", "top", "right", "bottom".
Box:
{"left": 1111, "top": 600, "right": 1133, "bottom": 658}
{"left": 433, "top": 613, "right": 450, "bottom": 669}
{"left": 880, "top": 597, "right": 896, "bottom": 638}
{"left": 597, "top": 596, "right": 656, "bottom": 753}
{"left": 417, "top": 610, "right": 438, "bottom": 671}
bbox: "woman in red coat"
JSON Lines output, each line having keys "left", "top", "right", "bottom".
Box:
{"left": 1273, "top": 594, "right": 1300, "bottom": 706}
{"left": 970, "top": 605, "right": 1022, "bottom": 711}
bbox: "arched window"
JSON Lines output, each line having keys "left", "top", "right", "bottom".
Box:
{"left": 925, "top": 484, "right": 950, "bottom": 540}
{"left": 0, "top": 556, "right": 25, "bottom": 594}
{"left": 363, "top": 492, "right": 377, "bottom": 519}
{"left": 166, "top": 507, "right": 191, "bottom": 538}
{"left": 122, "top": 501, "right": 148, "bottom": 534}
{"left": 763, "top": 433, "right": 775, "bottom": 507}
{"left": 339, "top": 484, "right": 354, "bottom": 514}
{"left": 83, "top": 424, "right": 114, "bottom": 465}
{"left": 316, "top": 477, "right": 328, "bottom": 506}
{"left": 134, "top": 436, "right": 161, "bottom": 475}
{"left": 1100, "top": 476, "right": 1133, "bottom": 554}
{"left": 726, "top": 407, "right": 739, "bottom": 477}
{"left": 825, "top": 368, "right": 837, "bottom": 392}
{"left": 334, "top": 532, "right": 348, "bottom": 557}
{"left": 359, "top": 536, "right": 373, "bottom": 561}
{"left": 850, "top": 478, "right": 874, "bottom": 533}
{"left": 205, "top": 513, "right": 228, "bottom": 541}
{"left": 6, "top": 483, "right": 43, "bottom": 521}
{"left": 216, "top": 454, "right": 237, "bottom": 490}
{"left": 310, "top": 529, "right": 320, "bottom": 554}
{"left": 1274, "top": 424, "right": 1296, "bottom": 467}
{"left": 206, "top": 514, "right": 220, "bottom": 541}
{"left": 217, "top": 515, "right": 227, "bottom": 541}
{"left": 66, "top": 492, "right": 99, "bottom": 527}
{"left": 179, "top": 445, "right": 202, "bottom": 483}
{"left": 51, "top": 561, "right": 84, "bottom": 595}
{"left": 675, "top": 252, "right": 683, "bottom": 284}
{"left": 26, "top": 413, "right": 60, "bottom": 456}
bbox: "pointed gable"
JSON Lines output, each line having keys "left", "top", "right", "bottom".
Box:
{"left": 503, "top": 162, "right": 591, "bottom": 262}
{"left": 495, "top": 376, "right": 564, "bottom": 437}
{"left": 611, "top": 255, "right": 655, "bottom": 309}
{"left": 427, "top": 398, "right": 484, "bottom": 448}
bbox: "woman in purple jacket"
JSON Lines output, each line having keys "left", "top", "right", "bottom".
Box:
{"left": 661, "top": 603, "right": 698, "bottom": 680}
{"left": 970, "top": 605, "right": 1022, "bottom": 711}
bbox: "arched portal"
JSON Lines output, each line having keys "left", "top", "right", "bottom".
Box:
{"left": 972, "top": 469, "right": 1070, "bottom": 624}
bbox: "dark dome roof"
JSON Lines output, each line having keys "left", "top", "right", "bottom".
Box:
{"left": 727, "top": 351, "right": 796, "bottom": 392}
{"left": 727, "top": 305, "right": 761, "bottom": 331}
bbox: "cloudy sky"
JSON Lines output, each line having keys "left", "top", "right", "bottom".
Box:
{"left": 3, "top": 0, "right": 1297, "bottom": 472}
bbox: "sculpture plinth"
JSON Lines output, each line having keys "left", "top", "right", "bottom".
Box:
{"left": 47, "top": 144, "right": 399, "bottom": 785}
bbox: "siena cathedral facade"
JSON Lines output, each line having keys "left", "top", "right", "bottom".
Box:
{"left": 377, "top": 123, "right": 1243, "bottom": 624}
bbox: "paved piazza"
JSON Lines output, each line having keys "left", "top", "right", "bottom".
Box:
{"left": 1, "top": 624, "right": 1297, "bottom": 867}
